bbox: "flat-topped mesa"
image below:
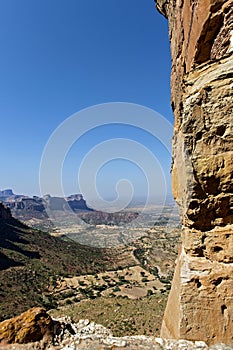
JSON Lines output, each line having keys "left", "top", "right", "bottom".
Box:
{"left": 155, "top": 0, "right": 233, "bottom": 345}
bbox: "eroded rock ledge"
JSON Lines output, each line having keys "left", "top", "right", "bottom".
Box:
{"left": 1, "top": 308, "right": 233, "bottom": 350}
{"left": 155, "top": 0, "right": 233, "bottom": 345}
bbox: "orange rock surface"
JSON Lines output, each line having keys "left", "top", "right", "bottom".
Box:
{"left": 0, "top": 307, "right": 54, "bottom": 345}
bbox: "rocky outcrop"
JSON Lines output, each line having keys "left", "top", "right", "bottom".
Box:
{"left": 66, "top": 194, "right": 93, "bottom": 212}
{"left": 0, "top": 308, "right": 54, "bottom": 345}
{"left": 155, "top": 0, "right": 233, "bottom": 345}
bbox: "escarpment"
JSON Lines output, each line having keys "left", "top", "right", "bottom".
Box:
{"left": 155, "top": 0, "right": 233, "bottom": 345}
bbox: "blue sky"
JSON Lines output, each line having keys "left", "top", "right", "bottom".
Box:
{"left": 0, "top": 0, "right": 172, "bottom": 204}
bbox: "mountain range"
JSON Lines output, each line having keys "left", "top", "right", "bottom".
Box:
{"left": 0, "top": 189, "right": 139, "bottom": 229}
{"left": 0, "top": 189, "right": 92, "bottom": 216}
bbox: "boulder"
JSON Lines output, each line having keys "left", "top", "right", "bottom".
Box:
{"left": 0, "top": 307, "right": 54, "bottom": 345}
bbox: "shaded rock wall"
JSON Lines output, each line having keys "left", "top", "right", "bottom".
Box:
{"left": 0, "top": 203, "right": 12, "bottom": 220}
{"left": 155, "top": 0, "right": 233, "bottom": 345}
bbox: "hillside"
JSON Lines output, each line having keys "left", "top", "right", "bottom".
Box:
{"left": 0, "top": 213, "right": 135, "bottom": 320}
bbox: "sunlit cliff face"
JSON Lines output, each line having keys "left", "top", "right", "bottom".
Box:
{"left": 156, "top": 0, "right": 233, "bottom": 345}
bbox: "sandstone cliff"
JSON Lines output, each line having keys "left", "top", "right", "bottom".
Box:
{"left": 155, "top": 0, "right": 233, "bottom": 345}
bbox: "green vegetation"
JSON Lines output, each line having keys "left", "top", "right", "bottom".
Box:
{"left": 0, "top": 218, "right": 135, "bottom": 320}
{"left": 50, "top": 294, "right": 168, "bottom": 337}
{"left": 133, "top": 227, "right": 180, "bottom": 279}
{"left": 0, "top": 208, "right": 180, "bottom": 340}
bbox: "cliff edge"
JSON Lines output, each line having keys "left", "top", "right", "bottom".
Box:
{"left": 155, "top": 0, "right": 233, "bottom": 345}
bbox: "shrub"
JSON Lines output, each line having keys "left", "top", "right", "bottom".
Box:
{"left": 78, "top": 280, "right": 86, "bottom": 286}
{"left": 141, "top": 277, "right": 148, "bottom": 283}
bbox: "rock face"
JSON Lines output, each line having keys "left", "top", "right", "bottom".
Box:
{"left": 155, "top": 0, "right": 233, "bottom": 345}
{"left": 0, "top": 308, "right": 54, "bottom": 345}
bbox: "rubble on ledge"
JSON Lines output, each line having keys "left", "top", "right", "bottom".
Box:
{"left": 1, "top": 308, "right": 233, "bottom": 350}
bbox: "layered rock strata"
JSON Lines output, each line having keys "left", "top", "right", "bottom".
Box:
{"left": 155, "top": 0, "right": 233, "bottom": 345}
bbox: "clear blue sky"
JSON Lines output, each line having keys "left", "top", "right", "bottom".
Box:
{"left": 0, "top": 0, "right": 172, "bottom": 204}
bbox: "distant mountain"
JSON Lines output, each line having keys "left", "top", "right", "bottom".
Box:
{"left": 0, "top": 203, "right": 131, "bottom": 320}
{"left": 0, "top": 190, "right": 139, "bottom": 229}
{"left": 44, "top": 193, "right": 93, "bottom": 212}
{"left": 0, "top": 188, "right": 24, "bottom": 202}
{"left": 80, "top": 211, "right": 138, "bottom": 226}
{"left": 0, "top": 189, "right": 14, "bottom": 198}
{"left": 0, "top": 190, "right": 93, "bottom": 226}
